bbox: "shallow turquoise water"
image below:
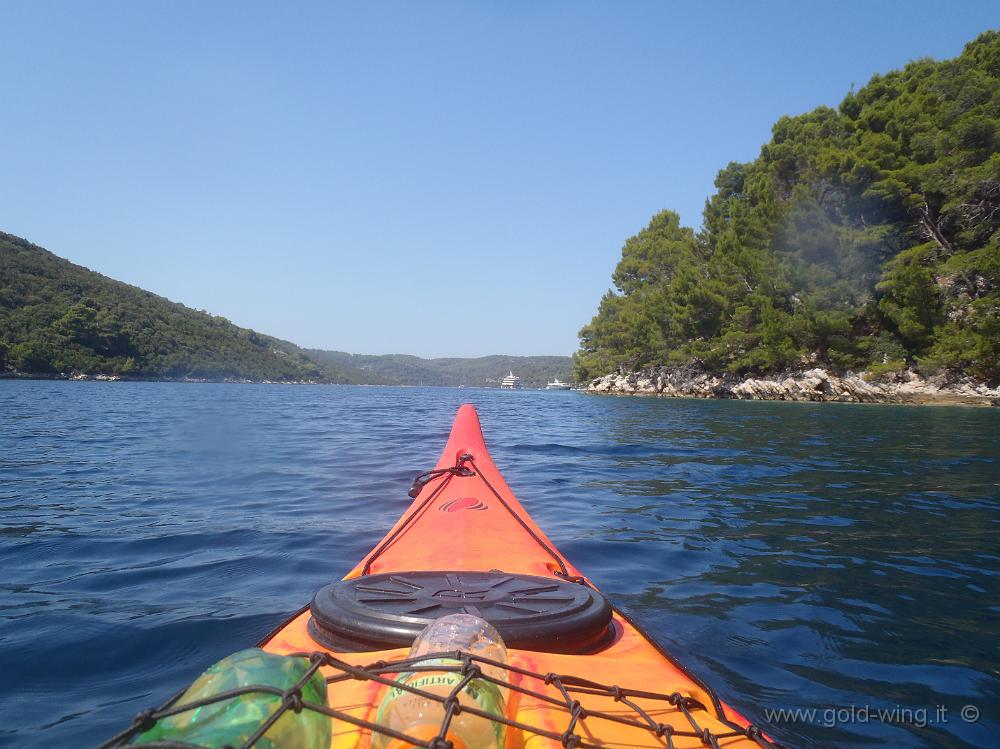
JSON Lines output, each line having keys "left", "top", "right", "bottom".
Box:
{"left": 1, "top": 381, "right": 997, "bottom": 748}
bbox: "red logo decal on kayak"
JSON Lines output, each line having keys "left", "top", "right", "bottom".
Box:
{"left": 440, "top": 497, "right": 488, "bottom": 512}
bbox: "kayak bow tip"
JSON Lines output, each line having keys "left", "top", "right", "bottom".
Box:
{"left": 442, "top": 403, "right": 488, "bottom": 467}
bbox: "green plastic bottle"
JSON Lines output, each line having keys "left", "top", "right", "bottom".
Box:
{"left": 132, "top": 648, "right": 330, "bottom": 749}
{"left": 373, "top": 614, "right": 508, "bottom": 749}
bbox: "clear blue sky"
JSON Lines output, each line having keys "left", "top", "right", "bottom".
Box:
{"left": 2, "top": 2, "right": 996, "bottom": 357}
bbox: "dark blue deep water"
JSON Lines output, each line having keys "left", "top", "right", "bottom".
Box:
{"left": 1, "top": 381, "right": 998, "bottom": 749}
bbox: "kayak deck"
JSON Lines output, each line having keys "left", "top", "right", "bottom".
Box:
{"left": 257, "top": 405, "right": 777, "bottom": 749}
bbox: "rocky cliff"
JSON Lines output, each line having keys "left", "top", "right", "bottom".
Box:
{"left": 587, "top": 366, "right": 1000, "bottom": 406}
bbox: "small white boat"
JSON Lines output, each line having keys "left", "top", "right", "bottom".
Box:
{"left": 545, "top": 378, "right": 572, "bottom": 390}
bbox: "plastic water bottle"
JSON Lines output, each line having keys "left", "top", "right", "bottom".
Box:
{"left": 132, "top": 648, "right": 330, "bottom": 748}
{"left": 374, "top": 614, "right": 508, "bottom": 749}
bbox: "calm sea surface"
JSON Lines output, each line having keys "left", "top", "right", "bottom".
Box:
{"left": 1, "top": 381, "right": 998, "bottom": 749}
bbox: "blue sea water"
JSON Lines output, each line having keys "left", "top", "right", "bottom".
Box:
{"left": 1, "top": 381, "right": 998, "bottom": 749}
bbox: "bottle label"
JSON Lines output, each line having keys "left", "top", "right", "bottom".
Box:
{"left": 377, "top": 659, "right": 505, "bottom": 745}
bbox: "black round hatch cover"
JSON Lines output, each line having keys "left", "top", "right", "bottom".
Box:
{"left": 309, "top": 571, "right": 613, "bottom": 654}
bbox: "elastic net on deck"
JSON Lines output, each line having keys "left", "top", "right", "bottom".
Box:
{"left": 98, "top": 650, "right": 781, "bottom": 749}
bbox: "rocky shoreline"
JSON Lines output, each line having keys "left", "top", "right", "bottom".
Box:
{"left": 586, "top": 366, "right": 1000, "bottom": 406}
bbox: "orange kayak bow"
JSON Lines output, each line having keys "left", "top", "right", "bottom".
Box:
{"left": 256, "top": 404, "right": 778, "bottom": 749}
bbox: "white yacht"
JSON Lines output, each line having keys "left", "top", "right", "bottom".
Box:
{"left": 499, "top": 371, "right": 523, "bottom": 390}
{"left": 545, "top": 378, "right": 572, "bottom": 390}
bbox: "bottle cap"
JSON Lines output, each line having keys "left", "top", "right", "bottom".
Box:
{"left": 383, "top": 723, "right": 470, "bottom": 749}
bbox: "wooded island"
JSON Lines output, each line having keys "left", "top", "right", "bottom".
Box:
{"left": 575, "top": 32, "right": 999, "bottom": 390}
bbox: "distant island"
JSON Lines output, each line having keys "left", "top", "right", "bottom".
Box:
{"left": 0, "top": 233, "right": 570, "bottom": 388}
{"left": 576, "top": 31, "right": 999, "bottom": 404}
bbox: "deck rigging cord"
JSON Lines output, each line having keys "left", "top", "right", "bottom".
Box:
{"left": 98, "top": 649, "right": 781, "bottom": 749}
{"left": 362, "top": 459, "right": 473, "bottom": 575}
{"left": 363, "top": 454, "right": 578, "bottom": 582}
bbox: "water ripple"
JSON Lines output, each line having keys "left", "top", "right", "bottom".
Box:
{"left": 0, "top": 382, "right": 998, "bottom": 749}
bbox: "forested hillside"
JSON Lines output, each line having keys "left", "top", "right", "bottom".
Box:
{"left": 305, "top": 351, "right": 572, "bottom": 389}
{"left": 0, "top": 233, "right": 371, "bottom": 382}
{"left": 0, "top": 233, "right": 571, "bottom": 385}
{"left": 575, "top": 31, "right": 1000, "bottom": 384}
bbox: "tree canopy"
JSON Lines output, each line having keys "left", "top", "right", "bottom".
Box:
{"left": 0, "top": 233, "right": 363, "bottom": 382}
{"left": 576, "top": 31, "right": 1000, "bottom": 384}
